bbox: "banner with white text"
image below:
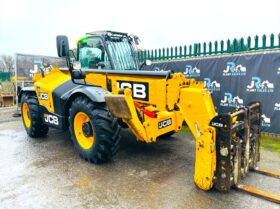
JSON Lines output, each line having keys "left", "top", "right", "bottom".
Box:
{"left": 143, "top": 51, "right": 280, "bottom": 134}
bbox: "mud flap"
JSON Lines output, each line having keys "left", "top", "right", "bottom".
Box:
{"left": 104, "top": 94, "right": 132, "bottom": 120}
{"left": 105, "top": 88, "right": 149, "bottom": 142}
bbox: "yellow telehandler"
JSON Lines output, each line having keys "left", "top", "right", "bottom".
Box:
{"left": 18, "top": 31, "right": 280, "bottom": 203}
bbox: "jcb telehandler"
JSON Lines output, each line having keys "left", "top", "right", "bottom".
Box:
{"left": 19, "top": 31, "right": 280, "bottom": 203}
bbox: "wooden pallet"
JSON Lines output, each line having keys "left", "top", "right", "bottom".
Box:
{"left": 0, "top": 93, "right": 15, "bottom": 107}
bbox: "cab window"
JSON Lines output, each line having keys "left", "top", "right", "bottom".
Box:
{"left": 79, "top": 37, "right": 111, "bottom": 69}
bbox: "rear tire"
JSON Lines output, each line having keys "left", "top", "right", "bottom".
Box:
{"left": 69, "top": 96, "right": 121, "bottom": 163}
{"left": 21, "top": 94, "right": 49, "bottom": 138}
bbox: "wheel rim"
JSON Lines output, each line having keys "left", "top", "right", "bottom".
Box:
{"left": 74, "top": 112, "right": 94, "bottom": 150}
{"left": 22, "top": 102, "right": 31, "bottom": 128}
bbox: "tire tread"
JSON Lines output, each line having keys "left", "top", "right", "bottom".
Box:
{"left": 68, "top": 96, "right": 121, "bottom": 163}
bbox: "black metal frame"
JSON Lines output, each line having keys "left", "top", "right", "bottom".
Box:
{"left": 210, "top": 102, "right": 262, "bottom": 192}
{"left": 77, "top": 31, "right": 140, "bottom": 71}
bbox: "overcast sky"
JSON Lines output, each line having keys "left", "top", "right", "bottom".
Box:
{"left": 0, "top": 0, "right": 279, "bottom": 57}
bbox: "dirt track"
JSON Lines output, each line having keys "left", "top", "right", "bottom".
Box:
{"left": 0, "top": 119, "right": 279, "bottom": 209}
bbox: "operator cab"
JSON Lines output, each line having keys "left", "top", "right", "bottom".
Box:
{"left": 56, "top": 31, "right": 157, "bottom": 83}
{"left": 77, "top": 31, "right": 140, "bottom": 71}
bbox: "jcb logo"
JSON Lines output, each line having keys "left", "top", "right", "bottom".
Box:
{"left": 44, "top": 114, "right": 59, "bottom": 126}
{"left": 211, "top": 122, "right": 224, "bottom": 128}
{"left": 39, "top": 93, "right": 48, "bottom": 100}
{"left": 117, "top": 81, "right": 149, "bottom": 101}
{"left": 158, "top": 118, "right": 172, "bottom": 129}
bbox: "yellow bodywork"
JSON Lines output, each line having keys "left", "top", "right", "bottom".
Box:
{"left": 33, "top": 67, "right": 218, "bottom": 191}
{"left": 105, "top": 88, "right": 184, "bottom": 143}
{"left": 177, "top": 80, "right": 217, "bottom": 190}
{"left": 32, "top": 69, "right": 70, "bottom": 113}
{"left": 92, "top": 71, "right": 218, "bottom": 190}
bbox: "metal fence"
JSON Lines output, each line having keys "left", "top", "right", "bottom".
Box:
{"left": 138, "top": 33, "right": 280, "bottom": 62}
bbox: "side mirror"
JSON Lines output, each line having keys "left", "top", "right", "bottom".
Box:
{"left": 72, "top": 70, "right": 86, "bottom": 79}
{"left": 56, "top": 35, "right": 69, "bottom": 57}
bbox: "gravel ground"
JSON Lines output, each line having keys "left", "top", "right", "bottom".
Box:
{"left": 0, "top": 106, "right": 21, "bottom": 123}
{"left": 0, "top": 118, "right": 279, "bottom": 209}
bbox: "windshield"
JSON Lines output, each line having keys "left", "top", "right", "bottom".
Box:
{"left": 106, "top": 37, "right": 138, "bottom": 70}
{"left": 79, "top": 37, "right": 111, "bottom": 69}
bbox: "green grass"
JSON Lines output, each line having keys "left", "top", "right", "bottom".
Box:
{"left": 260, "top": 134, "right": 280, "bottom": 153}
{"left": 0, "top": 81, "right": 14, "bottom": 93}
{"left": 181, "top": 124, "right": 191, "bottom": 133}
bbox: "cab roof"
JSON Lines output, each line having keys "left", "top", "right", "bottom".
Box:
{"left": 76, "top": 31, "right": 129, "bottom": 45}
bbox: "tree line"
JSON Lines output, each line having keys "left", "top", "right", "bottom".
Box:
{"left": 0, "top": 55, "right": 14, "bottom": 73}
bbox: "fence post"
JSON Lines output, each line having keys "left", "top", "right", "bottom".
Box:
{"left": 203, "top": 42, "right": 207, "bottom": 55}
{"left": 270, "top": 33, "right": 274, "bottom": 48}
{"left": 175, "top": 46, "right": 178, "bottom": 59}
{"left": 247, "top": 36, "right": 251, "bottom": 50}
{"left": 233, "top": 38, "right": 238, "bottom": 52}
{"left": 171, "top": 47, "right": 174, "bottom": 59}
{"left": 240, "top": 37, "right": 244, "bottom": 51}
{"left": 262, "top": 34, "right": 267, "bottom": 49}
{"left": 209, "top": 42, "right": 212, "bottom": 55}
{"left": 220, "top": 40, "right": 224, "bottom": 54}
{"left": 197, "top": 43, "right": 201, "bottom": 56}
{"left": 184, "top": 45, "right": 187, "bottom": 57}
{"left": 194, "top": 44, "right": 197, "bottom": 56}
{"left": 227, "top": 39, "right": 231, "bottom": 53}
{"left": 255, "top": 35, "right": 259, "bottom": 50}
{"left": 189, "top": 45, "right": 192, "bottom": 57}
{"left": 214, "top": 41, "right": 218, "bottom": 54}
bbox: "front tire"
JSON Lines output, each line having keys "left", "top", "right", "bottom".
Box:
{"left": 21, "top": 94, "right": 49, "bottom": 137}
{"left": 69, "top": 96, "right": 121, "bottom": 163}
